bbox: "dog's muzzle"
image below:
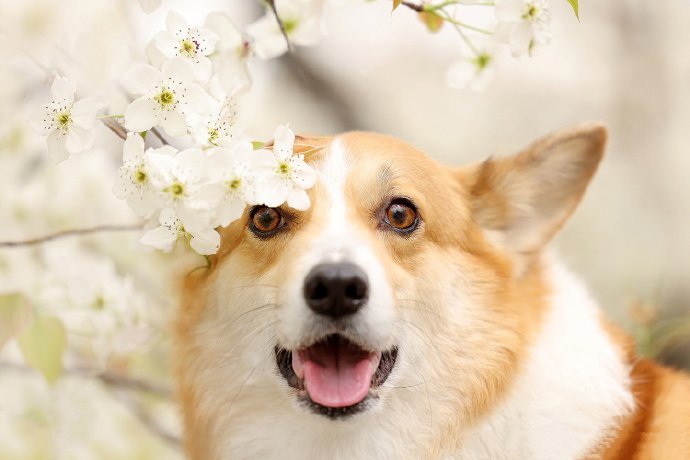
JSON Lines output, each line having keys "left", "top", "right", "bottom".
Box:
{"left": 275, "top": 262, "right": 397, "bottom": 418}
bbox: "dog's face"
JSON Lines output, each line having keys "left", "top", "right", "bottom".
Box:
{"left": 176, "top": 125, "right": 606, "bottom": 456}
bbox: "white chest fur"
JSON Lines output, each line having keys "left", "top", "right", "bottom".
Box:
{"left": 453, "top": 261, "right": 634, "bottom": 460}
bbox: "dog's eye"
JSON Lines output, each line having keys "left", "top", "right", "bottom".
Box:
{"left": 250, "top": 206, "right": 283, "bottom": 235}
{"left": 385, "top": 200, "right": 418, "bottom": 232}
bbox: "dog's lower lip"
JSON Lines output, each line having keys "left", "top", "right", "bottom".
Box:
{"left": 274, "top": 335, "right": 398, "bottom": 411}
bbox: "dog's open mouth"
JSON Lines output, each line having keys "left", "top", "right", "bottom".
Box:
{"left": 275, "top": 334, "right": 397, "bottom": 416}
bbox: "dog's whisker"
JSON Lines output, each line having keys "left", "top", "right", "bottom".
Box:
{"left": 213, "top": 303, "right": 277, "bottom": 347}
{"left": 399, "top": 318, "right": 455, "bottom": 383}
{"left": 214, "top": 320, "right": 278, "bottom": 361}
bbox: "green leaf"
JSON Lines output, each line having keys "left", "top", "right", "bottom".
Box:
{"left": 565, "top": 0, "right": 579, "bottom": 20}
{"left": 251, "top": 141, "right": 266, "bottom": 150}
{"left": 419, "top": 11, "right": 444, "bottom": 33}
{"left": 392, "top": 0, "right": 403, "bottom": 11}
{"left": 0, "top": 293, "right": 32, "bottom": 351}
{"left": 17, "top": 315, "right": 67, "bottom": 384}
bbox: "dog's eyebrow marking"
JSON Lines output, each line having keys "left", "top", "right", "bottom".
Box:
{"left": 377, "top": 162, "right": 397, "bottom": 189}
{"left": 317, "top": 137, "right": 350, "bottom": 261}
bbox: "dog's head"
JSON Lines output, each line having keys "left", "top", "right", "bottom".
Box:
{"left": 176, "top": 123, "right": 606, "bottom": 455}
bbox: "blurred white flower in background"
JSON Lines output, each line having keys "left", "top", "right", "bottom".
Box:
{"left": 447, "top": 49, "right": 497, "bottom": 91}
{"left": 121, "top": 58, "right": 211, "bottom": 137}
{"left": 29, "top": 76, "right": 100, "bottom": 163}
{"left": 247, "top": 0, "right": 326, "bottom": 59}
{"left": 495, "top": 0, "right": 552, "bottom": 56}
{"left": 154, "top": 11, "right": 219, "bottom": 82}
{"left": 205, "top": 12, "right": 253, "bottom": 94}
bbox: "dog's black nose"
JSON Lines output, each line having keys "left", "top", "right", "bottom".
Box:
{"left": 303, "top": 263, "right": 369, "bottom": 318}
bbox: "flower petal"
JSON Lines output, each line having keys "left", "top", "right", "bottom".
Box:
{"left": 184, "top": 84, "right": 212, "bottom": 116}
{"left": 255, "top": 176, "right": 289, "bottom": 207}
{"left": 50, "top": 76, "right": 75, "bottom": 105}
{"left": 71, "top": 98, "right": 101, "bottom": 128}
{"left": 205, "top": 12, "right": 243, "bottom": 50}
{"left": 189, "top": 228, "right": 221, "bottom": 255}
{"left": 247, "top": 14, "right": 288, "bottom": 60}
{"left": 122, "top": 133, "right": 145, "bottom": 163}
{"left": 159, "top": 110, "right": 188, "bottom": 137}
{"left": 64, "top": 125, "right": 94, "bottom": 153}
{"left": 113, "top": 166, "right": 135, "bottom": 199}
{"left": 29, "top": 105, "right": 54, "bottom": 135}
{"left": 287, "top": 187, "right": 310, "bottom": 211}
{"left": 140, "top": 224, "right": 179, "bottom": 252}
{"left": 154, "top": 31, "right": 179, "bottom": 58}
{"left": 124, "top": 98, "right": 161, "bottom": 132}
{"left": 175, "top": 148, "right": 206, "bottom": 184}
{"left": 121, "top": 63, "right": 161, "bottom": 95}
{"left": 216, "top": 195, "right": 246, "bottom": 227}
{"left": 127, "top": 189, "right": 162, "bottom": 218}
{"left": 166, "top": 10, "right": 188, "bottom": 36}
{"left": 272, "top": 124, "right": 295, "bottom": 160}
{"left": 46, "top": 130, "right": 70, "bottom": 163}
{"left": 162, "top": 57, "right": 195, "bottom": 85}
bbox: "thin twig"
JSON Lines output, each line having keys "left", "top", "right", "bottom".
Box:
{"left": 150, "top": 127, "right": 169, "bottom": 146}
{"left": 0, "top": 224, "right": 143, "bottom": 248}
{"left": 267, "top": 0, "right": 292, "bottom": 51}
{"left": 401, "top": 1, "right": 423, "bottom": 12}
{"left": 101, "top": 118, "right": 128, "bottom": 141}
{"left": 113, "top": 390, "right": 182, "bottom": 448}
{"left": 0, "top": 361, "right": 173, "bottom": 398}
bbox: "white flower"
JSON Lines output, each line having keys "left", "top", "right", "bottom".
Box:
{"left": 140, "top": 207, "right": 220, "bottom": 255}
{"left": 154, "top": 11, "right": 219, "bottom": 82}
{"left": 121, "top": 58, "right": 211, "bottom": 137}
{"left": 205, "top": 12, "right": 253, "bottom": 94}
{"left": 189, "top": 97, "right": 240, "bottom": 147}
{"left": 247, "top": 0, "right": 325, "bottom": 60}
{"left": 147, "top": 146, "right": 213, "bottom": 231}
{"left": 112, "top": 133, "right": 171, "bottom": 217}
{"left": 199, "top": 142, "right": 257, "bottom": 227}
{"left": 29, "top": 75, "right": 100, "bottom": 163}
{"left": 447, "top": 51, "right": 495, "bottom": 92}
{"left": 495, "top": 0, "right": 551, "bottom": 57}
{"left": 253, "top": 125, "right": 317, "bottom": 210}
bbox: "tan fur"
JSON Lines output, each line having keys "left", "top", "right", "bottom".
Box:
{"left": 174, "top": 125, "right": 690, "bottom": 459}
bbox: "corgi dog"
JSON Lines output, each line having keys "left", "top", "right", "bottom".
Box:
{"left": 175, "top": 123, "right": 690, "bottom": 459}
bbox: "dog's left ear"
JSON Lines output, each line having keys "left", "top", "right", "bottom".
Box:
{"left": 458, "top": 123, "right": 607, "bottom": 254}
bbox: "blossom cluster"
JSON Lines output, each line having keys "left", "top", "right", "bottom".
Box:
{"left": 29, "top": 4, "right": 324, "bottom": 255}
{"left": 396, "top": 0, "right": 571, "bottom": 91}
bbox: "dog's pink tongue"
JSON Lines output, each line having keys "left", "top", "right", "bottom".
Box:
{"left": 293, "top": 341, "right": 380, "bottom": 408}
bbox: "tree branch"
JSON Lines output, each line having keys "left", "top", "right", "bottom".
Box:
{"left": 267, "top": 0, "right": 292, "bottom": 51}
{"left": 0, "top": 361, "right": 173, "bottom": 398}
{"left": 401, "top": 1, "right": 424, "bottom": 12}
{"left": 150, "top": 127, "right": 170, "bottom": 146}
{"left": 101, "top": 118, "right": 128, "bottom": 141}
{"left": 0, "top": 224, "right": 143, "bottom": 248}
{"left": 113, "top": 390, "right": 182, "bottom": 448}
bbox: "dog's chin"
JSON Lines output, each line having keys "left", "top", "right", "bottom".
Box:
{"left": 275, "top": 334, "right": 398, "bottom": 419}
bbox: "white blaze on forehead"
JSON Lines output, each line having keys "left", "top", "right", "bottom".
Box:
{"left": 317, "top": 137, "right": 351, "bottom": 261}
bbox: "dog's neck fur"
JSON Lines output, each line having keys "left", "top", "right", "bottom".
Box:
{"left": 214, "top": 259, "right": 634, "bottom": 460}
{"left": 453, "top": 259, "right": 634, "bottom": 460}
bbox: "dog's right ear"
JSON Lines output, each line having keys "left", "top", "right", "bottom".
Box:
{"left": 457, "top": 123, "right": 607, "bottom": 254}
